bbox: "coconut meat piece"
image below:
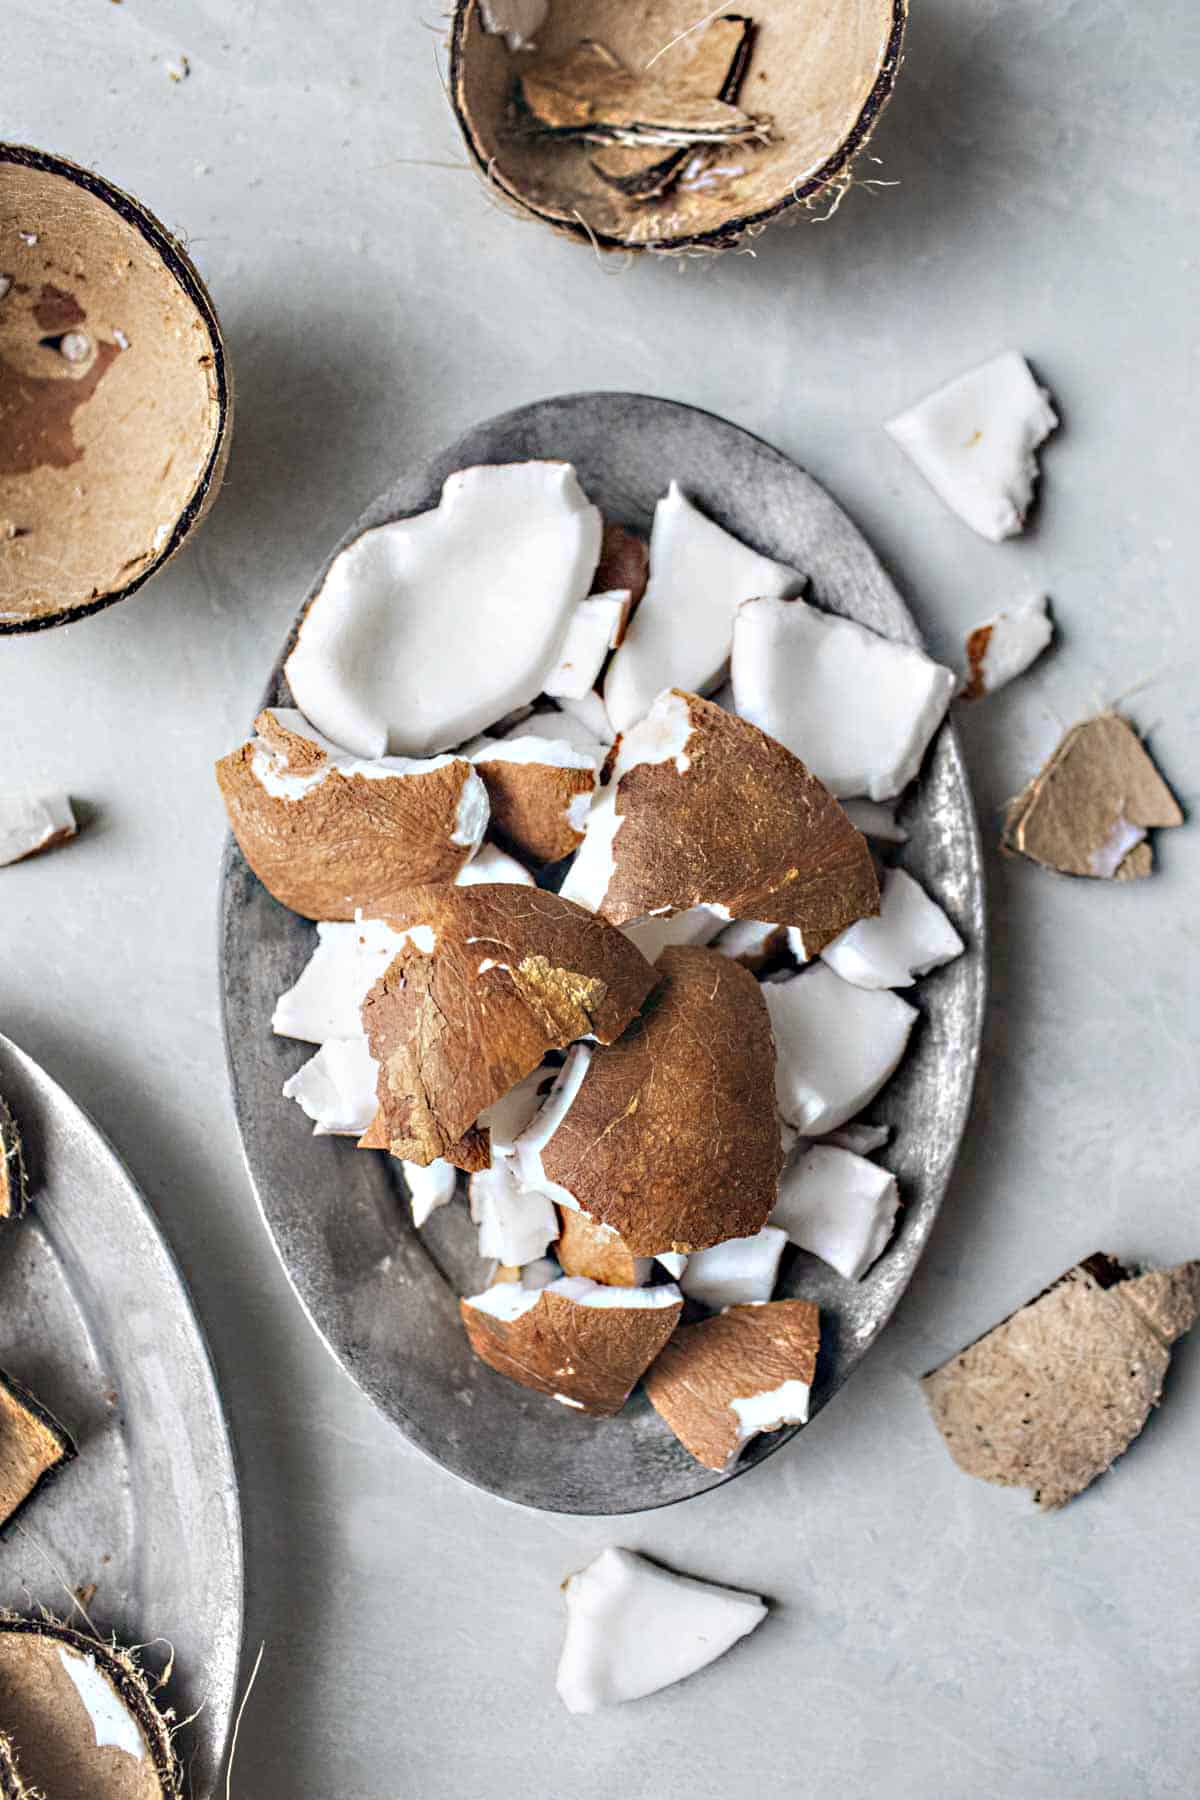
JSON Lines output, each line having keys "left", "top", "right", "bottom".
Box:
{"left": 679, "top": 1227, "right": 788, "bottom": 1312}
{"left": 886, "top": 352, "right": 1058, "bottom": 542}
{"left": 772, "top": 1146, "right": 900, "bottom": 1281}
{"left": 402, "top": 1157, "right": 458, "bottom": 1228}
{"left": 285, "top": 461, "right": 602, "bottom": 758}
{"left": 732, "top": 595, "right": 956, "bottom": 802}
{"left": 281, "top": 1036, "right": 379, "bottom": 1136}
{"left": 470, "top": 733, "right": 600, "bottom": 863}
{"left": 476, "top": 1063, "right": 556, "bottom": 1156}
{"left": 603, "top": 483, "right": 800, "bottom": 734}
{"left": 657, "top": 1252, "right": 688, "bottom": 1279}
{"left": 712, "top": 917, "right": 788, "bottom": 970}
{"left": 840, "top": 799, "right": 908, "bottom": 845}
{"left": 469, "top": 1159, "right": 559, "bottom": 1267}
{"left": 0, "top": 792, "right": 76, "bottom": 866}
{"left": 542, "top": 591, "right": 631, "bottom": 699}
{"left": 765, "top": 965, "right": 918, "bottom": 1136}
{"left": 272, "top": 917, "right": 416, "bottom": 1044}
{"left": 620, "top": 904, "right": 727, "bottom": 963}
{"left": 556, "top": 1546, "right": 766, "bottom": 1714}
{"left": 454, "top": 840, "right": 536, "bottom": 886}
{"left": 505, "top": 706, "right": 609, "bottom": 761}
{"left": 512, "top": 1044, "right": 592, "bottom": 1209}
{"left": 961, "top": 594, "right": 1053, "bottom": 699}
{"left": 824, "top": 1120, "right": 891, "bottom": 1156}
{"left": 818, "top": 867, "right": 964, "bottom": 990}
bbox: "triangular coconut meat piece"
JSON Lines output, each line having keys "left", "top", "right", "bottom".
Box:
{"left": 529, "top": 946, "right": 782, "bottom": 1255}
{"left": 556, "top": 1547, "right": 766, "bottom": 1714}
{"left": 0, "top": 1617, "right": 181, "bottom": 1798}
{"left": 0, "top": 1094, "right": 29, "bottom": 1221}
{"left": 360, "top": 884, "right": 656, "bottom": 1167}
{"left": 819, "top": 867, "right": 964, "bottom": 990}
{"left": 765, "top": 965, "right": 917, "bottom": 1136}
{"left": 772, "top": 1145, "right": 900, "bottom": 1281}
{"left": 469, "top": 1159, "right": 559, "bottom": 1267}
{"left": 281, "top": 1036, "right": 379, "bottom": 1136}
{"left": 603, "top": 484, "right": 800, "bottom": 734}
{"left": 285, "top": 461, "right": 602, "bottom": 759}
{"left": 1003, "top": 713, "right": 1182, "bottom": 879}
{"left": 644, "top": 1299, "right": 820, "bottom": 1471}
{"left": 561, "top": 690, "right": 879, "bottom": 951}
{"left": 460, "top": 1275, "right": 682, "bottom": 1415}
{"left": 961, "top": 593, "right": 1052, "bottom": 699}
{"left": 679, "top": 1227, "right": 788, "bottom": 1312}
{"left": 0, "top": 1369, "right": 75, "bottom": 1531}
{"left": 401, "top": 1157, "right": 458, "bottom": 1228}
{"left": 0, "top": 793, "right": 77, "bottom": 867}
{"left": 519, "top": 41, "right": 769, "bottom": 148}
{"left": 542, "top": 591, "right": 632, "bottom": 699}
{"left": 731, "top": 595, "right": 957, "bottom": 801}
{"left": 923, "top": 1256, "right": 1200, "bottom": 1509}
{"left": 216, "top": 707, "right": 488, "bottom": 920}
{"left": 272, "top": 917, "right": 422, "bottom": 1044}
{"left": 556, "top": 1210, "right": 652, "bottom": 1288}
{"left": 470, "top": 734, "right": 599, "bottom": 865}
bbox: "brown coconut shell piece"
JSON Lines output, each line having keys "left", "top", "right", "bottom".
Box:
{"left": 539, "top": 946, "right": 782, "bottom": 1255}
{"left": 591, "top": 519, "right": 648, "bottom": 609}
{"left": 449, "top": 0, "right": 907, "bottom": 254}
{"left": 0, "top": 1616, "right": 180, "bottom": 1798}
{"left": 644, "top": 1299, "right": 821, "bottom": 1470}
{"left": 1003, "top": 713, "right": 1182, "bottom": 880}
{"left": 0, "top": 145, "right": 230, "bottom": 633}
{"left": 922, "top": 1255, "right": 1200, "bottom": 1510}
{"left": 361, "top": 883, "right": 657, "bottom": 1166}
{"left": 215, "top": 709, "right": 482, "bottom": 919}
{"left": 0, "top": 1094, "right": 28, "bottom": 1221}
{"left": 599, "top": 691, "right": 879, "bottom": 951}
{"left": 460, "top": 1285, "right": 682, "bottom": 1414}
{"left": 473, "top": 755, "right": 595, "bottom": 865}
{"left": 556, "top": 1210, "right": 647, "bottom": 1286}
{"left": 518, "top": 39, "right": 769, "bottom": 148}
{"left": 0, "top": 1369, "right": 75, "bottom": 1532}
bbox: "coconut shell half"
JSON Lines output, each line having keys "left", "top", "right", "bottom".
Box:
{"left": 449, "top": 0, "right": 906, "bottom": 253}
{"left": 0, "top": 1368, "right": 75, "bottom": 1532}
{"left": 0, "top": 145, "right": 230, "bottom": 632}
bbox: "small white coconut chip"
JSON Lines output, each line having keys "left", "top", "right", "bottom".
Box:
{"left": 543, "top": 591, "right": 632, "bottom": 699}
{"left": 555, "top": 687, "right": 615, "bottom": 748}
{"left": 712, "top": 917, "right": 787, "bottom": 969}
{"left": 403, "top": 1156, "right": 458, "bottom": 1228}
{"left": 556, "top": 1547, "right": 766, "bottom": 1714}
{"left": 818, "top": 867, "right": 964, "bottom": 990}
{"left": 732, "top": 595, "right": 956, "bottom": 801}
{"left": 469, "top": 1158, "right": 559, "bottom": 1267}
{"left": 962, "top": 593, "right": 1053, "bottom": 699}
{"left": 841, "top": 799, "right": 908, "bottom": 844}
{"left": 824, "top": 1121, "right": 890, "bottom": 1156}
{"left": 680, "top": 1227, "right": 788, "bottom": 1311}
{"left": 603, "top": 482, "right": 800, "bottom": 733}
{"left": 772, "top": 1145, "right": 899, "bottom": 1281}
{"left": 479, "top": 0, "right": 547, "bottom": 51}
{"left": 477, "top": 1064, "right": 554, "bottom": 1155}
{"left": 764, "top": 966, "right": 917, "bottom": 1136}
{"left": 282, "top": 1036, "right": 379, "bottom": 1136}
{"left": 286, "top": 461, "right": 602, "bottom": 758}
{"left": 454, "top": 841, "right": 536, "bottom": 886}
{"left": 885, "top": 352, "right": 1058, "bottom": 542}
{"left": 657, "top": 1252, "right": 688, "bottom": 1279}
{"left": 272, "top": 917, "right": 413, "bottom": 1043}
{"left": 620, "top": 904, "right": 727, "bottom": 963}
{"left": 0, "top": 792, "right": 77, "bottom": 866}
{"left": 512, "top": 1044, "right": 592, "bottom": 1208}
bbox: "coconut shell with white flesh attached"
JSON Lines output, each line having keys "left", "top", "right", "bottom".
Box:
{"left": 773, "top": 1145, "right": 900, "bottom": 1280}
{"left": 0, "top": 1616, "right": 180, "bottom": 1798}
{"left": 644, "top": 1299, "right": 820, "bottom": 1471}
{"left": 562, "top": 690, "right": 879, "bottom": 953}
{"left": 818, "top": 866, "right": 963, "bottom": 989}
{"left": 0, "top": 793, "right": 76, "bottom": 866}
{"left": 470, "top": 734, "right": 598, "bottom": 864}
{"left": 961, "top": 593, "right": 1052, "bottom": 700}
{"left": 460, "top": 1276, "right": 682, "bottom": 1414}
{"left": 0, "top": 145, "right": 230, "bottom": 633}
{"left": 360, "top": 884, "right": 657, "bottom": 1167}
{"left": 619, "top": 903, "right": 727, "bottom": 964}
{"left": 285, "top": 461, "right": 601, "bottom": 759}
{"left": 0, "top": 1094, "right": 28, "bottom": 1221}
{"left": 556, "top": 1210, "right": 652, "bottom": 1288}
{"left": 0, "top": 1368, "right": 75, "bottom": 1530}
{"left": 532, "top": 946, "right": 782, "bottom": 1256}
{"left": 765, "top": 964, "right": 917, "bottom": 1136}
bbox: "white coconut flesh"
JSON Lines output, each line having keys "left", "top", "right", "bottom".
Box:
{"left": 512, "top": 1044, "right": 592, "bottom": 1208}
{"left": 454, "top": 841, "right": 536, "bottom": 886}
{"left": 840, "top": 799, "right": 908, "bottom": 844}
{"left": 469, "top": 1158, "right": 559, "bottom": 1267}
{"left": 285, "top": 461, "right": 603, "bottom": 758}
{"left": 1089, "top": 816, "right": 1146, "bottom": 878}
{"left": 508, "top": 706, "right": 609, "bottom": 761}
{"left": 476, "top": 1063, "right": 554, "bottom": 1155}
{"left": 731, "top": 595, "right": 957, "bottom": 802}
{"left": 772, "top": 1144, "right": 900, "bottom": 1281}
{"left": 825, "top": 1120, "right": 890, "bottom": 1156}
{"left": 57, "top": 1647, "right": 146, "bottom": 1760}
{"left": 0, "top": 792, "right": 76, "bottom": 866}
{"left": 712, "top": 917, "right": 785, "bottom": 964}
{"left": 764, "top": 965, "right": 918, "bottom": 1136}
{"left": 817, "top": 867, "right": 964, "bottom": 990}
{"left": 728, "top": 1379, "right": 813, "bottom": 1453}
{"left": 281, "top": 1036, "right": 379, "bottom": 1135}
{"left": 679, "top": 1227, "right": 788, "bottom": 1312}
{"left": 620, "top": 904, "right": 727, "bottom": 963}
{"left": 555, "top": 686, "right": 615, "bottom": 747}
{"left": 403, "top": 1157, "right": 458, "bottom": 1228}
{"left": 603, "top": 483, "right": 800, "bottom": 733}
{"left": 272, "top": 916, "right": 415, "bottom": 1043}
{"left": 556, "top": 1546, "right": 766, "bottom": 1715}
{"left": 478, "top": 0, "right": 547, "bottom": 51}
{"left": 466, "top": 1273, "right": 681, "bottom": 1319}
{"left": 963, "top": 593, "right": 1053, "bottom": 697}
{"left": 542, "top": 591, "right": 631, "bottom": 699}
{"left": 657, "top": 1252, "right": 688, "bottom": 1279}
{"left": 885, "top": 352, "right": 1058, "bottom": 542}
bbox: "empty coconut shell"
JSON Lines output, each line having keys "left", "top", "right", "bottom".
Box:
{"left": 0, "top": 1367, "right": 75, "bottom": 1531}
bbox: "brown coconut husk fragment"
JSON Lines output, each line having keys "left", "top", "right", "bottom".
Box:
{"left": 0, "top": 1094, "right": 28, "bottom": 1221}
{"left": 591, "top": 520, "right": 648, "bottom": 609}
{"left": 0, "top": 1368, "right": 75, "bottom": 1531}
{"left": 519, "top": 39, "right": 769, "bottom": 149}
{"left": 556, "top": 1210, "right": 647, "bottom": 1286}
{"left": 1003, "top": 713, "right": 1182, "bottom": 880}
{"left": 460, "top": 1285, "right": 681, "bottom": 1414}
{"left": 473, "top": 756, "right": 595, "bottom": 865}
{"left": 922, "top": 1255, "right": 1200, "bottom": 1509}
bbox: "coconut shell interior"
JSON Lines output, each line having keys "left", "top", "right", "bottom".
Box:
{"left": 451, "top": 0, "right": 906, "bottom": 249}
{"left": 0, "top": 146, "right": 229, "bottom": 631}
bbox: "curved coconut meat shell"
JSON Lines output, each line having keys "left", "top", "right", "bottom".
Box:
{"left": 601, "top": 692, "right": 879, "bottom": 952}
{"left": 361, "top": 884, "right": 657, "bottom": 1167}
{"left": 473, "top": 756, "right": 595, "bottom": 865}
{"left": 460, "top": 1286, "right": 681, "bottom": 1415}
{"left": 539, "top": 945, "right": 782, "bottom": 1255}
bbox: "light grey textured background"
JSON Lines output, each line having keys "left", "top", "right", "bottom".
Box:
{"left": 3, "top": 3, "right": 1198, "bottom": 1796}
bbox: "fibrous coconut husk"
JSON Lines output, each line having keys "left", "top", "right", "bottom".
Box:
{"left": 0, "top": 1094, "right": 28, "bottom": 1220}
{"left": 460, "top": 1281, "right": 681, "bottom": 1414}
{"left": 0, "top": 1368, "right": 75, "bottom": 1531}
{"left": 1003, "top": 713, "right": 1182, "bottom": 880}
{"left": 0, "top": 1731, "right": 37, "bottom": 1800}
{"left": 922, "top": 1255, "right": 1200, "bottom": 1509}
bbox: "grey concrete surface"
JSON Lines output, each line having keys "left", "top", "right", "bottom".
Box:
{"left": 3, "top": 3, "right": 1198, "bottom": 1795}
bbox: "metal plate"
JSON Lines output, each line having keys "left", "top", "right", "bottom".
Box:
{"left": 0, "top": 1034, "right": 243, "bottom": 1794}
{"left": 220, "top": 392, "right": 986, "bottom": 1515}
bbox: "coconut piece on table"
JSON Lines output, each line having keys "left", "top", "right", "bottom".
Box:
{"left": 470, "top": 734, "right": 599, "bottom": 864}
{"left": 0, "top": 1095, "right": 28, "bottom": 1221}
{"left": 732, "top": 595, "right": 956, "bottom": 802}
{"left": 679, "top": 1227, "right": 788, "bottom": 1312}
{"left": 592, "top": 520, "right": 648, "bottom": 608}
{"left": 542, "top": 591, "right": 632, "bottom": 699}
{"left": 562, "top": 690, "right": 879, "bottom": 953}
{"left": 1003, "top": 713, "right": 1182, "bottom": 880}
{"left": 216, "top": 707, "right": 488, "bottom": 920}
{"left": 765, "top": 965, "right": 917, "bottom": 1136}
{"left": 401, "top": 1157, "right": 458, "bottom": 1228}
{"left": 272, "top": 916, "right": 420, "bottom": 1045}
{"left": 712, "top": 917, "right": 788, "bottom": 971}
{"left": 818, "top": 867, "right": 963, "bottom": 990}
{"left": 961, "top": 594, "right": 1052, "bottom": 700}
{"left": 885, "top": 352, "right": 1058, "bottom": 542}
{"left": 923, "top": 1255, "right": 1200, "bottom": 1509}
{"left": 518, "top": 39, "right": 770, "bottom": 149}
{"left": 533, "top": 947, "right": 782, "bottom": 1255}
{"left": 772, "top": 1146, "right": 899, "bottom": 1281}
{"left": 603, "top": 484, "right": 799, "bottom": 734}
{"left": 556, "top": 1546, "right": 766, "bottom": 1714}
{"left": 0, "top": 1369, "right": 75, "bottom": 1531}
{"left": 360, "top": 884, "right": 656, "bottom": 1167}
{"left": 644, "top": 1299, "right": 820, "bottom": 1471}
{"left": 0, "top": 793, "right": 76, "bottom": 866}
{"left": 620, "top": 903, "right": 727, "bottom": 964}
{"left": 285, "top": 461, "right": 601, "bottom": 759}
{"left": 282, "top": 1036, "right": 379, "bottom": 1136}
{"left": 454, "top": 840, "right": 536, "bottom": 886}
{"left": 556, "top": 1210, "right": 652, "bottom": 1288}
{"left": 0, "top": 1616, "right": 181, "bottom": 1797}
{"left": 469, "top": 1159, "right": 559, "bottom": 1267}
{"left": 824, "top": 1120, "right": 890, "bottom": 1156}
{"left": 841, "top": 799, "right": 908, "bottom": 845}
{"left": 460, "top": 1275, "right": 682, "bottom": 1414}
{"left": 478, "top": 0, "right": 546, "bottom": 51}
